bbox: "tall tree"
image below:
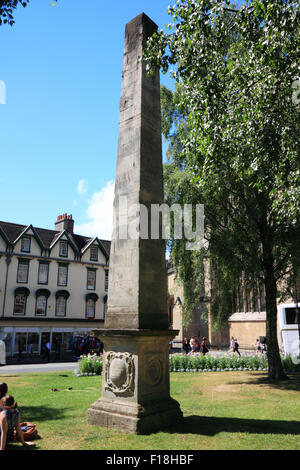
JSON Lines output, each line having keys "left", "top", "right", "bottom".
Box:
{"left": 145, "top": 0, "right": 300, "bottom": 380}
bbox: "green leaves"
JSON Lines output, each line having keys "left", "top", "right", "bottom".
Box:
{"left": 145, "top": 1, "right": 299, "bottom": 338}
{"left": 0, "top": 0, "right": 29, "bottom": 26}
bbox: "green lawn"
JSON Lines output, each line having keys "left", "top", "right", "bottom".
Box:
{"left": 2, "top": 370, "right": 300, "bottom": 450}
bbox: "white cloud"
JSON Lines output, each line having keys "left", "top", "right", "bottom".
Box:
{"left": 77, "top": 179, "right": 88, "bottom": 195}
{"left": 75, "top": 180, "right": 114, "bottom": 240}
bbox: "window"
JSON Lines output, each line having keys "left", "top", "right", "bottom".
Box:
{"left": 87, "top": 269, "right": 96, "bottom": 290}
{"left": 21, "top": 237, "right": 31, "bottom": 253}
{"left": 13, "top": 287, "right": 30, "bottom": 315}
{"left": 27, "top": 333, "right": 39, "bottom": 354}
{"left": 168, "top": 296, "right": 174, "bottom": 326}
{"left": 59, "top": 241, "right": 68, "bottom": 257}
{"left": 56, "top": 296, "right": 66, "bottom": 317}
{"left": 38, "top": 262, "right": 49, "bottom": 284}
{"left": 35, "top": 295, "right": 47, "bottom": 316}
{"left": 105, "top": 270, "right": 109, "bottom": 291}
{"left": 285, "top": 308, "right": 298, "bottom": 325}
{"left": 35, "top": 289, "right": 50, "bottom": 316}
{"left": 55, "top": 290, "right": 70, "bottom": 317}
{"left": 14, "top": 293, "right": 27, "bottom": 315}
{"left": 17, "top": 259, "right": 29, "bottom": 283}
{"left": 57, "top": 263, "right": 68, "bottom": 286}
{"left": 86, "top": 293, "right": 98, "bottom": 319}
{"left": 90, "top": 246, "right": 98, "bottom": 261}
{"left": 86, "top": 298, "right": 95, "bottom": 319}
{"left": 103, "top": 295, "right": 107, "bottom": 319}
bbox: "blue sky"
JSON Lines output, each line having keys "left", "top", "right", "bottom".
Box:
{"left": 0, "top": 0, "right": 175, "bottom": 239}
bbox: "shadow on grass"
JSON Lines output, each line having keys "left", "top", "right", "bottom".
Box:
{"left": 230, "top": 373, "right": 300, "bottom": 392}
{"left": 4, "top": 405, "right": 73, "bottom": 451}
{"left": 168, "top": 415, "right": 300, "bottom": 436}
{"left": 18, "top": 405, "right": 69, "bottom": 422}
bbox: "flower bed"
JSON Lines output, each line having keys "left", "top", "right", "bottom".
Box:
{"left": 169, "top": 353, "right": 300, "bottom": 373}
{"left": 75, "top": 352, "right": 299, "bottom": 376}
{"left": 75, "top": 354, "right": 103, "bottom": 376}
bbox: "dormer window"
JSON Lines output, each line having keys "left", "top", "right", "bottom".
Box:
{"left": 59, "top": 241, "right": 68, "bottom": 257}
{"left": 21, "top": 237, "right": 31, "bottom": 253}
{"left": 90, "top": 246, "right": 98, "bottom": 261}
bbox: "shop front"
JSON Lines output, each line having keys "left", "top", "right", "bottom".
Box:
{"left": 0, "top": 325, "right": 102, "bottom": 363}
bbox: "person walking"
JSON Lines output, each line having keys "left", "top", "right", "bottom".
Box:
{"left": 233, "top": 338, "right": 241, "bottom": 356}
{"left": 0, "top": 340, "right": 5, "bottom": 366}
{"left": 182, "top": 337, "right": 190, "bottom": 354}
{"left": 42, "top": 341, "right": 51, "bottom": 362}
{"left": 189, "top": 336, "right": 196, "bottom": 353}
{"left": 255, "top": 338, "right": 261, "bottom": 355}
{"left": 200, "top": 337, "right": 209, "bottom": 355}
{"left": 230, "top": 337, "right": 235, "bottom": 353}
{"left": 17, "top": 338, "right": 24, "bottom": 362}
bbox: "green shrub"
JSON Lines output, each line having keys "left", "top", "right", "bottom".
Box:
{"left": 78, "top": 354, "right": 103, "bottom": 375}
{"left": 282, "top": 354, "right": 294, "bottom": 371}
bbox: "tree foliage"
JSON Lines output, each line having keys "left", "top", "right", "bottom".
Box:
{"left": 0, "top": 0, "right": 30, "bottom": 26}
{"left": 145, "top": 0, "right": 300, "bottom": 379}
{"left": 0, "top": 0, "right": 58, "bottom": 26}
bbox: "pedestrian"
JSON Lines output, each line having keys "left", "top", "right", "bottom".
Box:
{"left": 17, "top": 338, "right": 24, "bottom": 362}
{"left": 182, "top": 337, "right": 190, "bottom": 354}
{"left": 230, "top": 336, "right": 235, "bottom": 353}
{"left": 255, "top": 338, "right": 261, "bottom": 355}
{"left": 189, "top": 336, "right": 196, "bottom": 353}
{"left": 97, "top": 340, "right": 103, "bottom": 355}
{"left": 42, "top": 341, "right": 50, "bottom": 362}
{"left": 233, "top": 338, "right": 241, "bottom": 356}
{"left": 0, "top": 394, "right": 35, "bottom": 450}
{"left": 261, "top": 341, "right": 267, "bottom": 354}
{"left": 0, "top": 340, "right": 5, "bottom": 366}
{"left": 200, "top": 337, "right": 209, "bottom": 355}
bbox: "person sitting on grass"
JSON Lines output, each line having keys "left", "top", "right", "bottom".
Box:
{"left": 0, "top": 383, "right": 8, "bottom": 411}
{"left": 0, "top": 395, "right": 35, "bottom": 450}
{"left": 0, "top": 384, "right": 10, "bottom": 413}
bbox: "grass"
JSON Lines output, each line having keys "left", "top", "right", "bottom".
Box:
{"left": 1, "top": 370, "right": 300, "bottom": 450}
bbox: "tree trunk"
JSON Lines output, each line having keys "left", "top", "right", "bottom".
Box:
{"left": 262, "top": 235, "right": 287, "bottom": 380}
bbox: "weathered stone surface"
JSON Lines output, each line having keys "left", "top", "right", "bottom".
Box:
{"left": 105, "top": 12, "right": 169, "bottom": 331}
{"left": 88, "top": 330, "right": 183, "bottom": 434}
{"left": 87, "top": 13, "right": 183, "bottom": 434}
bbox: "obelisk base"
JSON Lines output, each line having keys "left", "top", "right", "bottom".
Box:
{"left": 87, "top": 329, "right": 183, "bottom": 434}
{"left": 88, "top": 396, "right": 182, "bottom": 434}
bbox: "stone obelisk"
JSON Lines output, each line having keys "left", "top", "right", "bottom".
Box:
{"left": 87, "top": 13, "right": 182, "bottom": 434}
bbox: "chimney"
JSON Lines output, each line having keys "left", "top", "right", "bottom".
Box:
{"left": 55, "top": 213, "right": 74, "bottom": 233}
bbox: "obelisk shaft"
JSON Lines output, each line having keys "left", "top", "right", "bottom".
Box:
{"left": 105, "top": 13, "right": 169, "bottom": 330}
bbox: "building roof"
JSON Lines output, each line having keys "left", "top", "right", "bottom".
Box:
{"left": 0, "top": 220, "right": 111, "bottom": 258}
{"left": 228, "top": 311, "right": 266, "bottom": 322}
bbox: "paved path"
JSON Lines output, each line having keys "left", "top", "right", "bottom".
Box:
{"left": 0, "top": 362, "right": 79, "bottom": 375}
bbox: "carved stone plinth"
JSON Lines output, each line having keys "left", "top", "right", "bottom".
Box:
{"left": 87, "top": 329, "right": 183, "bottom": 434}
